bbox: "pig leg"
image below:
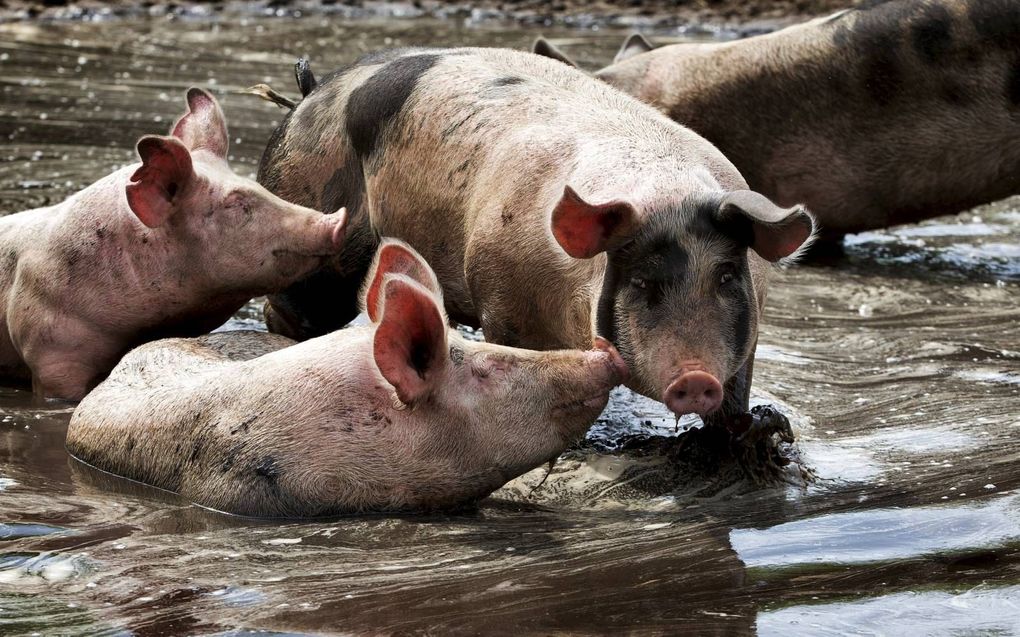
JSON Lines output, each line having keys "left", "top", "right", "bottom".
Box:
{"left": 30, "top": 353, "right": 104, "bottom": 401}
{"left": 706, "top": 340, "right": 793, "bottom": 445}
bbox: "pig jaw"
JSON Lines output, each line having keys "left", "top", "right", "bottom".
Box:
{"left": 412, "top": 335, "right": 626, "bottom": 484}
{"left": 168, "top": 163, "right": 346, "bottom": 297}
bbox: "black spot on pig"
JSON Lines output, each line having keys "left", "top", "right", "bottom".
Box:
{"left": 833, "top": 3, "right": 911, "bottom": 105}
{"left": 257, "top": 108, "right": 295, "bottom": 193}
{"left": 939, "top": 79, "right": 973, "bottom": 106}
{"left": 346, "top": 54, "right": 441, "bottom": 160}
{"left": 968, "top": 0, "right": 1020, "bottom": 50}
{"left": 190, "top": 440, "right": 203, "bottom": 463}
{"left": 1008, "top": 59, "right": 1020, "bottom": 107}
{"left": 860, "top": 40, "right": 902, "bottom": 105}
{"left": 911, "top": 4, "right": 953, "bottom": 65}
{"left": 492, "top": 76, "right": 525, "bottom": 87}
{"left": 255, "top": 456, "right": 281, "bottom": 488}
{"left": 321, "top": 155, "right": 365, "bottom": 217}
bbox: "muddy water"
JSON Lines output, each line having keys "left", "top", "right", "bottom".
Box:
{"left": 1, "top": 14, "right": 1019, "bottom": 636}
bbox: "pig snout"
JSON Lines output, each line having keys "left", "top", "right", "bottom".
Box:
{"left": 663, "top": 370, "right": 723, "bottom": 417}
{"left": 315, "top": 208, "right": 347, "bottom": 255}
{"left": 593, "top": 336, "right": 629, "bottom": 387}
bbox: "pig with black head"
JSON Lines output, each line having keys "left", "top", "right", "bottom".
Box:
{"left": 256, "top": 48, "right": 814, "bottom": 431}
{"left": 0, "top": 88, "right": 346, "bottom": 400}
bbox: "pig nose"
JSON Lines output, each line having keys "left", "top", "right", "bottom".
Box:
{"left": 663, "top": 371, "right": 723, "bottom": 417}
{"left": 326, "top": 208, "right": 347, "bottom": 250}
{"left": 593, "top": 337, "right": 629, "bottom": 384}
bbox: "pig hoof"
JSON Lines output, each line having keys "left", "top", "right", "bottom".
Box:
{"left": 733, "top": 405, "right": 794, "bottom": 445}
{"left": 727, "top": 405, "right": 806, "bottom": 485}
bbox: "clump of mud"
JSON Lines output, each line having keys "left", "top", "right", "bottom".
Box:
{"left": 498, "top": 406, "right": 811, "bottom": 509}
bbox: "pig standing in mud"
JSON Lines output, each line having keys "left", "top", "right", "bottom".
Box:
{"left": 257, "top": 48, "right": 815, "bottom": 430}
{"left": 66, "top": 240, "right": 628, "bottom": 517}
{"left": 0, "top": 88, "right": 347, "bottom": 400}
{"left": 539, "top": 0, "right": 1020, "bottom": 240}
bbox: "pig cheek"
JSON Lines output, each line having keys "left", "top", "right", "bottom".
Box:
{"left": 618, "top": 311, "right": 668, "bottom": 399}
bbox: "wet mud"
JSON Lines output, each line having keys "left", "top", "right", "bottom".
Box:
{"left": 1, "top": 13, "right": 1019, "bottom": 636}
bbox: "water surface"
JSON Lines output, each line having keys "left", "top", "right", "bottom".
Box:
{"left": 1, "top": 14, "right": 1018, "bottom": 635}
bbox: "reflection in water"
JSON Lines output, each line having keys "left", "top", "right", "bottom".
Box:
{"left": 758, "top": 585, "right": 1020, "bottom": 637}
{"left": 732, "top": 494, "right": 1020, "bottom": 569}
{"left": 0, "top": 12, "right": 1018, "bottom": 636}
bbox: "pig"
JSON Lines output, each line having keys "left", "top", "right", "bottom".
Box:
{"left": 0, "top": 88, "right": 347, "bottom": 400}
{"left": 255, "top": 48, "right": 815, "bottom": 430}
{"left": 66, "top": 239, "right": 628, "bottom": 517}
{"left": 538, "top": 0, "right": 1020, "bottom": 241}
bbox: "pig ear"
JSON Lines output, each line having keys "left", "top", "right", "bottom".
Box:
{"left": 551, "top": 185, "right": 637, "bottom": 259}
{"left": 362, "top": 239, "right": 444, "bottom": 323}
{"left": 614, "top": 33, "right": 654, "bottom": 64}
{"left": 532, "top": 37, "right": 578, "bottom": 68}
{"left": 171, "top": 88, "right": 229, "bottom": 158}
{"left": 717, "top": 190, "right": 817, "bottom": 262}
{"left": 125, "top": 135, "right": 194, "bottom": 229}
{"left": 373, "top": 275, "right": 449, "bottom": 405}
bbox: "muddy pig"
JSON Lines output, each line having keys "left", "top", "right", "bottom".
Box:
{"left": 257, "top": 48, "right": 815, "bottom": 428}
{"left": 0, "top": 88, "right": 347, "bottom": 400}
{"left": 536, "top": 0, "right": 1020, "bottom": 241}
{"left": 66, "top": 239, "right": 628, "bottom": 517}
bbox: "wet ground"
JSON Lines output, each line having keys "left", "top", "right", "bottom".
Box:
{"left": 1, "top": 14, "right": 1019, "bottom": 636}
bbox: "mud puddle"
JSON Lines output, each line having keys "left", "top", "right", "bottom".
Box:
{"left": 1, "top": 13, "right": 1019, "bottom": 636}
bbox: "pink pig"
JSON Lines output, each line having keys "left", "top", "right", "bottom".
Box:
{"left": 0, "top": 88, "right": 346, "bottom": 400}
{"left": 67, "top": 240, "right": 629, "bottom": 517}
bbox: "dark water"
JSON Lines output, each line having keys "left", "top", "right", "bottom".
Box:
{"left": 1, "top": 14, "right": 1019, "bottom": 636}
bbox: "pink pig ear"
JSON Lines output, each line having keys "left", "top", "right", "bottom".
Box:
{"left": 363, "top": 239, "right": 443, "bottom": 322}
{"left": 717, "top": 190, "right": 817, "bottom": 262}
{"left": 551, "top": 185, "right": 637, "bottom": 259}
{"left": 125, "top": 135, "right": 193, "bottom": 229}
{"left": 373, "top": 275, "right": 449, "bottom": 405}
{"left": 170, "top": 88, "right": 229, "bottom": 158}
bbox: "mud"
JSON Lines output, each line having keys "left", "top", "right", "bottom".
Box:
{"left": 1, "top": 12, "right": 1018, "bottom": 636}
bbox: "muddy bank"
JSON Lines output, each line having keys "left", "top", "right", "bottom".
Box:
{"left": 0, "top": 0, "right": 872, "bottom": 30}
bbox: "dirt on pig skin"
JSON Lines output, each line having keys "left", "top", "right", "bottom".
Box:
{"left": 0, "top": 11, "right": 1019, "bottom": 637}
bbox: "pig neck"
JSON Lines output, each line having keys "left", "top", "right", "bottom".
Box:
{"left": 42, "top": 168, "right": 246, "bottom": 339}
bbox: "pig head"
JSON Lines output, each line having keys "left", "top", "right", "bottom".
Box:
{"left": 551, "top": 185, "right": 814, "bottom": 420}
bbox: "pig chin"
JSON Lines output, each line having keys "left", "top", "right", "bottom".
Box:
{"left": 269, "top": 250, "right": 331, "bottom": 283}
{"left": 549, "top": 393, "right": 611, "bottom": 441}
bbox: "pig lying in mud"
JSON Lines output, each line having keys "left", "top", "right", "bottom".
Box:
{"left": 535, "top": 0, "right": 1020, "bottom": 241}
{"left": 257, "top": 48, "right": 816, "bottom": 432}
{"left": 66, "top": 240, "right": 628, "bottom": 517}
{"left": 0, "top": 88, "right": 346, "bottom": 400}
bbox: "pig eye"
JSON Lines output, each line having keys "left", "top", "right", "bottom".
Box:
{"left": 719, "top": 268, "right": 738, "bottom": 287}
{"left": 630, "top": 277, "right": 647, "bottom": 290}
